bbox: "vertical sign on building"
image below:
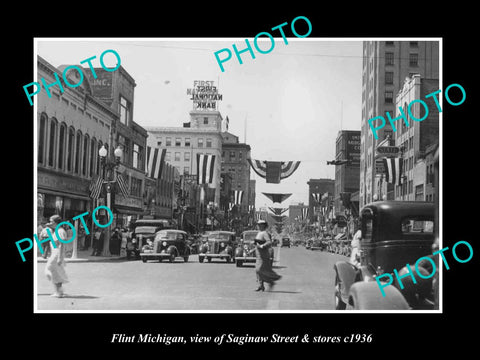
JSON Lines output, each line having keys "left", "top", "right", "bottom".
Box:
{"left": 186, "top": 80, "right": 223, "bottom": 110}
{"left": 346, "top": 132, "right": 361, "bottom": 166}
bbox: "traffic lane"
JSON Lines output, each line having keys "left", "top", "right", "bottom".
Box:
{"left": 35, "top": 247, "right": 347, "bottom": 311}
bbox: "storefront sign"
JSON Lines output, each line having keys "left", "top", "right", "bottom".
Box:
{"left": 346, "top": 133, "right": 360, "bottom": 166}
{"left": 186, "top": 80, "right": 223, "bottom": 111}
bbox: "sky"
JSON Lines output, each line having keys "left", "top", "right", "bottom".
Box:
{"left": 36, "top": 38, "right": 363, "bottom": 209}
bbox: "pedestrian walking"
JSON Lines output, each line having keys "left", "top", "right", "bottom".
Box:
{"left": 44, "top": 215, "right": 69, "bottom": 298}
{"left": 38, "top": 220, "right": 51, "bottom": 259}
{"left": 350, "top": 224, "right": 362, "bottom": 266}
{"left": 91, "top": 227, "right": 104, "bottom": 256}
{"left": 110, "top": 228, "right": 121, "bottom": 256}
{"left": 254, "top": 220, "right": 281, "bottom": 292}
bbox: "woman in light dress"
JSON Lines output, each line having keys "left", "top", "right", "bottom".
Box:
{"left": 254, "top": 220, "right": 281, "bottom": 292}
{"left": 44, "top": 215, "right": 69, "bottom": 298}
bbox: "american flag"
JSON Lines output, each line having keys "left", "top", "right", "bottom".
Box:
{"left": 233, "top": 190, "right": 244, "bottom": 205}
{"left": 89, "top": 175, "right": 104, "bottom": 199}
{"left": 146, "top": 146, "right": 166, "bottom": 179}
{"left": 197, "top": 154, "right": 216, "bottom": 184}
{"left": 383, "top": 157, "right": 403, "bottom": 184}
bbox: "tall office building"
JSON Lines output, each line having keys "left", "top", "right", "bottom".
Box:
{"left": 360, "top": 40, "right": 439, "bottom": 208}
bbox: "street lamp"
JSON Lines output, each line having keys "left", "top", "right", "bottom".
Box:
{"left": 98, "top": 144, "right": 123, "bottom": 256}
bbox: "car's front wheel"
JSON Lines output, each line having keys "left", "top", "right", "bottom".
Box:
{"left": 236, "top": 260, "right": 243, "bottom": 267}
{"left": 169, "top": 253, "right": 175, "bottom": 263}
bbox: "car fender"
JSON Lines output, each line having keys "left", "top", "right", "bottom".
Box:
{"left": 348, "top": 281, "right": 410, "bottom": 310}
{"left": 167, "top": 245, "right": 177, "bottom": 256}
{"left": 234, "top": 247, "right": 244, "bottom": 258}
{"left": 334, "top": 261, "right": 359, "bottom": 304}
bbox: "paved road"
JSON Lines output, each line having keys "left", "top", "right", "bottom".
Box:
{"left": 36, "top": 246, "right": 347, "bottom": 311}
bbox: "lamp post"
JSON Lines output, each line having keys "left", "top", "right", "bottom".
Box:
{"left": 98, "top": 144, "right": 123, "bottom": 256}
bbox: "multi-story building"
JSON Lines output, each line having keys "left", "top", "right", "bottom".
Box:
{"left": 220, "top": 131, "right": 252, "bottom": 213}
{"left": 360, "top": 40, "right": 439, "bottom": 208}
{"left": 146, "top": 110, "right": 223, "bottom": 206}
{"left": 392, "top": 75, "right": 439, "bottom": 202}
{"left": 334, "top": 130, "right": 360, "bottom": 216}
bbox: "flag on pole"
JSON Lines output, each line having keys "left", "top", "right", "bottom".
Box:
{"left": 383, "top": 157, "right": 403, "bottom": 184}
{"left": 233, "top": 190, "right": 244, "bottom": 205}
{"left": 89, "top": 175, "right": 104, "bottom": 199}
{"left": 301, "top": 207, "right": 309, "bottom": 220}
{"left": 197, "top": 154, "right": 216, "bottom": 184}
{"left": 146, "top": 146, "right": 166, "bottom": 179}
{"left": 312, "top": 193, "right": 322, "bottom": 203}
{"left": 116, "top": 172, "right": 129, "bottom": 198}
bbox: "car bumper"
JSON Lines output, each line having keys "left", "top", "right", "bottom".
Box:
{"left": 235, "top": 256, "right": 256, "bottom": 262}
{"left": 199, "top": 253, "right": 232, "bottom": 259}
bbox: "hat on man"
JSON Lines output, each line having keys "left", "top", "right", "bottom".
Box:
{"left": 46, "top": 214, "right": 62, "bottom": 227}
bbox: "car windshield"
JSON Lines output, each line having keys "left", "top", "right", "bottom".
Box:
{"left": 208, "top": 233, "right": 231, "bottom": 241}
{"left": 243, "top": 232, "right": 258, "bottom": 241}
{"left": 156, "top": 231, "right": 182, "bottom": 240}
{"left": 134, "top": 226, "right": 158, "bottom": 234}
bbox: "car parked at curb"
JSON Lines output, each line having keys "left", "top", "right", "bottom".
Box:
{"left": 333, "top": 201, "right": 436, "bottom": 310}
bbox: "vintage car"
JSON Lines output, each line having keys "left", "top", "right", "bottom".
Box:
{"left": 333, "top": 201, "right": 436, "bottom": 310}
{"left": 281, "top": 237, "right": 291, "bottom": 248}
{"left": 140, "top": 229, "right": 191, "bottom": 263}
{"left": 235, "top": 230, "right": 274, "bottom": 267}
{"left": 127, "top": 218, "right": 174, "bottom": 259}
{"left": 310, "top": 237, "right": 327, "bottom": 251}
{"left": 198, "top": 231, "right": 237, "bottom": 263}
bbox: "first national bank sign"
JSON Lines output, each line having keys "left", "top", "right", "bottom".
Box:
{"left": 187, "top": 80, "right": 223, "bottom": 110}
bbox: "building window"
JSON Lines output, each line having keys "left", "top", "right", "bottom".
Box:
{"left": 157, "top": 141, "right": 162, "bottom": 147}
{"left": 75, "top": 131, "right": 82, "bottom": 174}
{"left": 385, "top": 52, "right": 394, "bottom": 65}
{"left": 166, "top": 137, "right": 171, "bottom": 146}
{"left": 410, "top": 41, "right": 418, "bottom": 47}
{"left": 415, "top": 184, "right": 424, "bottom": 201}
{"left": 204, "top": 117, "right": 208, "bottom": 124}
{"left": 385, "top": 91, "right": 393, "bottom": 103}
{"left": 165, "top": 151, "right": 171, "bottom": 161}
{"left": 206, "top": 138, "right": 212, "bottom": 148}
{"left": 230, "top": 151, "right": 236, "bottom": 160}
{"left": 90, "top": 138, "right": 96, "bottom": 176}
{"left": 48, "top": 119, "right": 57, "bottom": 167}
{"left": 130, "top": 177, "right": 142, "bottom": 197}
{"left": 67, "top": 128, "right": 75, "bottom": 172}
{"left": 198, "top": 138, "right": 204, "bottom": 147}
{"left": 385, "top": 71, "right": 393, "bottom": 84}
{"left": 82, "top": 134, "right": 89, "bottom": 177}
{"left": 409, "top": 53, "right": 418, "bottom": 67}
{"left": 239, "top": 152, "right": 243, "bottom": 160}
{"left": 119, "top": 96, "right": 131, "bottom": 125}
{"left": 38, "top": 114, "right": 47, "bottom": 164}
{"left": 184, "top": 152, "right": 190, "bottom": 161}
{"left": 175, "top": 152, "right": 181, "bottom": 161}
{"left": 386, "top": 41, "right": 394, "bottom": 46}
{"left": 58, "top": 124, "right": 66, "bottom": 171}
{"left": 133, "top": 143, "right": 141, "bottom": 170}
{"left": 222, "top": 151, "right": 225, "bottom": 158}
{"left": 175, "top": 138, "right": 181, "bottom": 147}
{"left": 185, "top": 138, "right": 191, "bottom": 147}
{"left": 184, "top": 167, "right": 189, "bottom": 175}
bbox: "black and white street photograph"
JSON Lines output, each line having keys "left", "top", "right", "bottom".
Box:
{"left": 31, "top": 37, "right": 444, "bottom": 312}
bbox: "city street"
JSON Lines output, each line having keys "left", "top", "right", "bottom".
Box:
{"left": 36, "top": 246, "right": 346, "bottom": 311}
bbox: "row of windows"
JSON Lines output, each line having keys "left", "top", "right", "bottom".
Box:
{"left": 222, "top": 150, "right": 243, "bottom": 161}
{"left": 38, "top": 113, "right": 108, "bottom": 178}
{"left": 164, "top": 151, "right": 213, "bottom": 162}
{"left": 157, "top": 137, "right": 213, "bottom": 148}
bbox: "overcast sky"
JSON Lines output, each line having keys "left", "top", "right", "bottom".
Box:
{"left": 37, "top": 38, "right": 363, "bottom": 209}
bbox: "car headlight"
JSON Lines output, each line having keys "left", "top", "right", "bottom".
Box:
{"left": 162, "top": 241, "right": 167, "bottom": 247}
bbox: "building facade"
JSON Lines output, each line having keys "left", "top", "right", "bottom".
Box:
{"left": 392, "top": 75, "right": 439, "bottom": 202}
{"left": 221, "top": 131, "right": 252, "bottom": 213}
{"left": 334, "top": 130, "right": 360, "bottom": 216}
{"left": 146, "top": 110, "right": 224, "bottom": 207}
{"left": 360, "top": 40, "right": 439, "bottom": 208}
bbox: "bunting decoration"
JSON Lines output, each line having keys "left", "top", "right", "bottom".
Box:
{"left": 383, "top": 158, "right": 403, "bottom": 184}
{"left": 233, "top": 190, "right": 244, "bottom": 205}
{"left": 271, "top": 214, "right": 287, "bottom": 223}
{"left": 301, "top": 207, "right": 309, "bottom": 220}
{"left": 197, "top": 154, "right": 216, "bottom": 184}
{"left": 268, "top": 207, "right": 288, "bottom": 215}
{"left": 146, "top": 146, "right": 167, "bottom": 179}
{"left": 262, "top": 192, "right": 292, "bottom": 204}
{"left": 312, "top": 193, "right": 322, "bottom": 203}
{"left": 248, "top": 159, "right": 301, "bottom": 184}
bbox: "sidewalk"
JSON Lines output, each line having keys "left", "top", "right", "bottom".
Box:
{"left": 37, "top": 249, "right": 125, "bottom": 263}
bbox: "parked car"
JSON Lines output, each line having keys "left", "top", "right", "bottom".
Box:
{"left": 140, "top": 229, "right": 191, "bottom": 263}
{"left": 198, "top": 231, "right": 237, "bottom": 263}
{"left": 235, "top": 230, "right": 274, "bottom": 267}
{"left": 333, "top": 201, "right": 435, "bottom": 310}
{"left": 281, "top": 237, "right": 291, "bottom": 248}
{"left": 128, "top": 218, "right": 174, "bottom": 260}
{"left": 310, "top": 238, "right": 327, "bottom": 251}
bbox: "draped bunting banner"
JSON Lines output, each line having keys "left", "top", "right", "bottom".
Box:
{"left": 262, "top": 192, "right": 292, "bottom": 204}
{"left": 268, "top": 207, "right": 288, "bottom": 215}
{"left": 383, "top": 157, "right": 403, "bottom": 184}
{"left": 312, "top": 193, "right": 322, "bottom": 203}
{"left": 271, "top": 214, "right": 287, "bottom": 223}
{"left": 197, "top": 154, "right": 216, "bottom": 184}
{"left": 248, "top": 159, "right": 301, "bottom": 184}
{"left": 146, "top": 146, "right": 167, "bottom": 179}
{"left": 233, "top": 190, "right": 244, "bottom": 205}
